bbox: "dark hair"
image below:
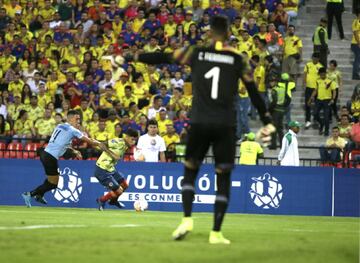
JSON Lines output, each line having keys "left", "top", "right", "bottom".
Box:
{"left": 148, "top": 119, "right": 158, "bottom": 127}
{"left": 288, "top": 24, "right": 295, "bottom": 30}
{"left": 67, "top": 110, "right": 80, "bottom": 117}
{"left": 332, "top": 126, "right": 339, "bottom": 130}
{"left": 210, "top": 15, "right": 229, "bottom": 39}
{"left": 126, "top": 128, "right": 139, "bottom": 138}
{"left": 329, "top": 60, "right": 337, "bottom": 67}
{"left": 251, "top": 55, "right": 260, "bottom": 63}
{"left": 265, "top": 55, "right": 273, "bottom": 63}
{"left": 19, "top": 109, "right": 27, "bottom": 119}
{"left": 318, "top": 67, "right": 326, "bottom": 74}
{"left": 129, "top": 101, "right": 137, "bottom": 108}
{"left": 0, "top": 114, "right": 5, "bottom": 134}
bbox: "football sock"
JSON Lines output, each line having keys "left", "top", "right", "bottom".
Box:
{"left": 181, "top": 166, "right": 198, "bottom": 217}
{"left": 213, "top": 172, "right": 231, "bottom": 231}
{"left": 120, "top": 181, "right": 128, "bottom": 190}
{"left": 30, "top": 179, "right": 57, "bottom": 197}
{"left": 99, "top": 192, "right": 115, "bottom": 202}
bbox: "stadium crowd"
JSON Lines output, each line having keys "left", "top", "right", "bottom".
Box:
{"left": 0, "top": 0, "right": 358, "bottom": 165}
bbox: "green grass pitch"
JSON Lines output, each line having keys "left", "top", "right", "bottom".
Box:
{"left": 0, "top": 206, "right": 358, "bottom": 263}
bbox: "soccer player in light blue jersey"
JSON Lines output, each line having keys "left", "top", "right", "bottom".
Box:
{"left": 22, "top": 110, "right": 107, "bottom": 207}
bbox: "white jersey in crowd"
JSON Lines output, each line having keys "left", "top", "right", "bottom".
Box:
{"left": 136, "top": 133, "right": 166, "bottom": 162}
{"left": 278, "top": 129, "right": 299, "bottom": 166}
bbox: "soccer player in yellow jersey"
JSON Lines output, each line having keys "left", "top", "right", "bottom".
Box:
{"left": 303, "top": 52, "right": 323, "bottom": 128}
{"left": 95, "top": 129, "right": 139, "bottom": 210}
{"left": 309, "top": 67, "right": 336, "bottom": 136}
{"left": 351, "top": 10, "right": 360, "bottom": 80}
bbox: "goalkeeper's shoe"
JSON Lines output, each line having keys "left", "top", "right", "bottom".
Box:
{"left": 34, "top": 195, "right": 47, "bottom": 205}
{"left": 209, "top": 231, "right": 231, "bottom": 245}
{"left": 172, "top": 217, "right": 193, "bottom": 241}
{"left": 96, "top": 198, "right": 106, "bottom": 211}
{"left": 21, "top": 192, "right": 32, "bottom": 208}
{"left": 109, "top": 200, "right": 125, "bottom": 209}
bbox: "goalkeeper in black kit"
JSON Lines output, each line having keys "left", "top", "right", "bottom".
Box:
{"left": 128, "top": 15, "right": 275, "bottom": 244}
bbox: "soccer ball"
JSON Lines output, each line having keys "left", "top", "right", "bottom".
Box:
{"left": 133, "top": 200, "right": 148, "bottom": 212}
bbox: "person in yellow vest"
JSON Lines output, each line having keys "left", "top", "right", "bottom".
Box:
{"left": 269, "top": 74, "right": 292, "bottom": 149}
{"left": 282, "top": 25, "right": 302, "bottom": 81}
{"left": 303, "top": 52, "right": 323, "bottom": 128}
{"left": 308, "top": 67, "right": 337, "bottom": 136}
{"left": 239, "top": 132, "right": 263, "bottom": 165}
{"left": 326, "top": 0, "right": 345, "bottom": 40}
{"left": 351, "top": 9, "right": 360, "bottom": 80}
{"left": 313, "top": 17, "right": 329, "bottom": 68}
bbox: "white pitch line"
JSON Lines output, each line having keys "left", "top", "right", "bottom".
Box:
{"left": 110, "top": 224, "right": 140, "bottom": 228}
{"left": 0, "top": 224, "right": 87, "bottom": 230}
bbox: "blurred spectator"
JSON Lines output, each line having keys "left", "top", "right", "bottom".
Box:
{"left": 270, "top": 2, "right": 288, "bottom": 37}
{"left": 236, "top": 80, "right": 250, "bottom": 140}
{"left": 350, "top": 84, "right": 360, "bottom": 122}
{"left": 309, "top": 67, "right": 336, "bottom": 136}
{"left": 326, "top": 0, "right": 345, "bottom": 40}
{"left": 282, "top": 25, "right": 302, "bottom": 81}
{"left": 278, "top": 121, "right": 300, "bottom": 166}
{"left": 338, "top": 114, "right": 352, "bottom": 140}
{"left": 351, "top": 9, "right": 360, "bottom": 80}
{"left": 269, "top": 74, "right": 291, "bottom": 149}
{"left": 320, "top": 126, "right": 347, "bottom": 164}
{"left": 283, "top": 0, "right": 299, "bottom": 24}
{"left": 0, "top": 114, "right": 11, "bottom": 137}
{"left": 327, "top": 60, "right": 342, "bottom": 121}
{"left": 136, "top": 119, "right": 166, "bottom": 162}
{"left": 239, "top": 132, "right": 263, "bottom": 165}
{"left": 313, "top": 18, "right": 328, "bottom": 68}
{"left": 303, "top": 52, "right": 323, "bottom": 129}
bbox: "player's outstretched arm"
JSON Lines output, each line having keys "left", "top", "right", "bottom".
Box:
{"left": 128, "top": 46, "right": 193, "bottom": 65}
{"left": 81, "top": 136, "right": 105, "bottom": 150}
{"left": 67, "top": 147, "right": 82, "bottom": 159}
{"left": 241, "top": 73, "right": 275, "bottom": 145}
{"left": 241, "top": 73, "right": 272, "bottom": 125}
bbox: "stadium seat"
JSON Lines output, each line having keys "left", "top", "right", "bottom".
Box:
{"left": 5, "top": 143, "right": 23, "bottom": 159}
{"left": 0, "top": 142, "right": 6, "bottom": 158}
{"left": 347, "top": 150, "right": 360, "bottom": 169}
{"left": 23, "top": 143, "right": 40, "bottom": 159}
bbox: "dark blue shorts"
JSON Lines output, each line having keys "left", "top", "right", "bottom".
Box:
{"left": 94, "top": 165, "right": 125, "bottom": 191}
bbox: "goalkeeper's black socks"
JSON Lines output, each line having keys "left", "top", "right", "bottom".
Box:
{"left": 181, "top": 166, "right": 198, "bottom": 217}
{"left": 213, "top": 172, "right": 231, "bottom": 231}
{"left": 30, "top": 179, "right": 57, "bottom": 197}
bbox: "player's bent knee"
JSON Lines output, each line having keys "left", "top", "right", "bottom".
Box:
{"left": 184, "top": 159, "right": 201, "bottom": 170}
{"left": 47, "top": 175, "right": 59, "bottom": 185}
{"left": 215, "top": 163, "right": 234, "bottom": 174}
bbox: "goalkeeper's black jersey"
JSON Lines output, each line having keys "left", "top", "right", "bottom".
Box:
{"left": 186, "top": 42, "right": 248, "bottom": 126}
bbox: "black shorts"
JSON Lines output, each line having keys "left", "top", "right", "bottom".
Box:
{"left": 185, "top": 124, "right": 236, "bottom": 169}
{"left": 40, "top": 150, "right": 59, "bottom": 175}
